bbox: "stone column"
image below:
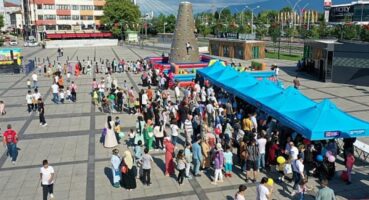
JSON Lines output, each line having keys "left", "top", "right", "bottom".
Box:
{"left": 169, "top": 1, "right": 199, "bottom": 63}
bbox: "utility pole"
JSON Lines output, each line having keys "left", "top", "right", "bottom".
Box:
{"left": 245, "top": 5, "right": 260, "bottom": 35}
{"left": 163, "top": 22, "right": 167, "bottom": 34}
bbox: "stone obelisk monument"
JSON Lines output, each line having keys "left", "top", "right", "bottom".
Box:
{"left": 169, "top": 1, "right": 199, "bottom": 63}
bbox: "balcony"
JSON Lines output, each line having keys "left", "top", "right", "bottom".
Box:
{"left": 35, "top": 20, "right": 56, "bottom": 26}
{"left": 80, "top": 10, "right": 93, "bottom": 16}
{"left": 56, "top": 10, "right": 71, "bottom": 16}
{"left": 93, "top": 0, "right": 106, "bottom": 6}
{"left": 34, "top": 0, "right": 55, "bottom": 4}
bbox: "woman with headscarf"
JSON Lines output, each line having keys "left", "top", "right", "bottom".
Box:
{"left": 111, "top": 149, "right": 121, "bottom": 188}
{"left": 143, "top": 119, "right": 154, "bottom": 151}
{"left": 164, "top": 137, "right": 175, "bottom": 176}
{"left": 120, "top": 151, "right": 136, "bottom": 191}
{"left": 104, "top": 116, "right": 118, "bottom": 148}
{"left": 201, "top": 136, "right": 211, "bottom": 170}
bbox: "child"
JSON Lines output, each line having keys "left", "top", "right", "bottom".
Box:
{"left": 184, "top": 142, "right": 192, "bottom": 179}
{"left": 224, "top": 145, "right": 233, "bottom": 177}
{"left": 128, "top": 129, "right": 136, "bottom": 147}
{"left": 59, "top": 89, "right": 65, "bottom": 104}
{"left": 123, "top": 80, "right": 128, "bottom": 90}
{"left": 27, "top": 79, "right": 31, "bottom": 89}
{"left": 134, "top": 98, "right": 140, "bottom": 114}
{"left": 141, "top": 148, "right": 153, "bottom": 186}
{"left": 66, "top": 87, "right": 72, "bottom": 102}
{"left": 92, "top": 89, "right": 99, "bottom": 107}
{"left": 134, "top": 140, "right": 143, "bottom": 179}
{"left": 66, "top": 72, "right": 71, "bottom": 82}
{"left": 212, "top": 143, "right": 224, "bottom": 185}
{"left": 176, "top": 150, "right": 187, "bottom": 185}
{"left": 298, "top": 178, "right": 308, "bottom": 200}
{"left": 114, "top": 121, "right": 124, "bottom": 144}
{"left": 346, "top": 152, "right": 355, "bottom": 184}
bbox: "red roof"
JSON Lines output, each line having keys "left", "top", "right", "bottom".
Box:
{"left": 4, "top": 1, "right": 20, "bottom": 7}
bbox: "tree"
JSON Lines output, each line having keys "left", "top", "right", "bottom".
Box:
{"left": 198, "top": 24, "right": 211, "bottom": 37}
{"left": 360, "top": 25, "right": 369, "bottom": 42}
{"left": 269, "top": 23, "right": 281, "bottom": 53}
{"left": 0, "top": 15, "right": 4, "bottom": 30}
{"left": 255, "top": 24, "right": 268, "bottom": 40}
{"left": 102, "top": 0, "right": 141, "bottom": 38}
{"left": 342, "top": 24, "right": 358, "bottom": 40}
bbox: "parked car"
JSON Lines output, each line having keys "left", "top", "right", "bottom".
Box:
{"left": 9, "top": 40, "right": 18, "bottom": 46}
{"left": 24, "top": 40, "right": 39, "bottom": 47}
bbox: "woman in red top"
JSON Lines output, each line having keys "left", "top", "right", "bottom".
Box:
{"left": 164, "top": 137, "right": 175, "bottom": 176}
{"left": 346, "top": 153, "right": 355, "bottom": 184}
{"left": 268, "top": 140, "right": 279, "bottom": 165}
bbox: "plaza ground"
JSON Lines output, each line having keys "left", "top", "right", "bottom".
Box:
{"left": 0, "top": 45, "right": 368, "bottom": 200}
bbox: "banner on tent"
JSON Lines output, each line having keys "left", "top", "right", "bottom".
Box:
{"left": 325, "top": 131, "right": 341, "bottom": 138}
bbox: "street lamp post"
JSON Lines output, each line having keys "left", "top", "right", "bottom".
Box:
{"left": 163, "top": 22, "right": 167, "bottom": 34}
{"left": 245, "top": 5, "right": 260, "bottom": 35}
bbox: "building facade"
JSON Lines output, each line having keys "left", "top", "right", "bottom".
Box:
{"left": 4, "top": 1, "right": 22, "bottom": 32}
{"left": 327, "top": 0, "right": 369, "bottom": 24}
{"left": 209, "top": 38, "right": 265, "bottom": 60}
{"left": 23, "top": 0, "right": 106, "bottom": 41}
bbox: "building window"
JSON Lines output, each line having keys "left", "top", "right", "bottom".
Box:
{"left": 94, "top": 6, "right": 103, "bottom": 10}
{"left": 37, "top": 4, "right": 42, "bottom": 9}
{"left": 80, "top": 5, "right": 94, "bottom": 10}
{"left": 58, "top": 15, "right": 71, "bottom": 20}
{"left": 58, "top": 25, "right": 72, "bottom": 30}
{"left": 94, "top": 16, "right": 102, "bottom": 20}
{"left": 57, "top": 4, "right": 70, "bottom": 10}
{"left": 44, "top": 15, "right": 56, "bottom": 20}
{"left": 38, "top": 15, "right": 43, "bottom": 20}
{"left": 72, "top": 5, "right": 79, "bottom": 10}
{"left": 81, "top": 15, "right": 94, "bottom": 20}
{"left": 72, "top": 15, "right": 80, "bottom": 20}
{"left": 45, "top": 25, "right": 56, "bottom": 30}
{"left": 43, "top": 5, "right": 55, "bottom": 10}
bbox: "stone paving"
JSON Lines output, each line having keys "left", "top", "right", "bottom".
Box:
{"left": 0, "top": 45, "right": 368, "bottom": 200}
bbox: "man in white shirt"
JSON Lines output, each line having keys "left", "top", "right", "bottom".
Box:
{"left": 51, "top": 83, "right": 59, "bottom": 104}
{"left": 257, "top": 133, "right": 267, "bottom": 170}
{"left": 40, "top": 160, "right": 55, "bottom": 200}
{"left": 26, "top": 90, "right": 33, "bottom": 114}
{"left": 141, "top": 92, "right": 148, "bottom": 112}
{"left": 174, "top": 85, "right": 180, "bottom": 103}
{"left": 206, "top": 101, "right": 214, "bottom": 126}
{"left": 32, "top": 72, "right": 38, "bottom": 88}
{"left": 251, "top": 112, "right": 258, "bottom": 132}
{"left": 289, "top": 142, "right": 299, "bottom": 161}
{"left": 291, "top": 154, "right": 305, "bottom": 195}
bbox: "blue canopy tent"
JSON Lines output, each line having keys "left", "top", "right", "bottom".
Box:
{"left": 197, "top": 62, "right": 225, "bottom": 80}
{"left": 223, "top": 73, "right": 257, "bottom": 92}
{"left": 212, "top": 67, "right": 239, "bottom": 87}
{"left": 282, "top": 99, "right": 369, "bottom": 140}
{"left": 234, "top": 79, "right": 283, "bottom": 107}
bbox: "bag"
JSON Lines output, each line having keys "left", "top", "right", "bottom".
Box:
{"left": 214, "top": 127, "right": 221, "bottom": 135}
{"left": 284, "top": 163, "right": 292, "bottom": 175}
{"left": 121, "top": 164, "right": 128, "bottom": 174}
{"left": 340, "top": 171, "right": 348, "bottom": 182}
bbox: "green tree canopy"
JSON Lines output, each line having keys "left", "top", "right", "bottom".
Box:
{"left": 0, "top": 15, "right": 4, "bottom": 30}
{"left": 102, "top": 0, "right": 141, "bottom": 34}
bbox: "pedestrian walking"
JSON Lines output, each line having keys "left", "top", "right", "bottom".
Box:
{"left": 111, "top": 149, "right": 121, "bottom": 188}
{"left": 315, "top": 179, "right": 336, "bottom": 200}
{"left": 2, "top": 124, "right": 18, "bottom": 164}
{"left": 104, "top": 116, "right": 118, "bottom": 148}
{"left": 235, "top": 185, "right": 247, "bottom": 200}
{"left": 141, "top": 148, "right": 153, "bottom": 186}
{"left": 211, "top": 143, "right": 224, "bottom": 185}
{"left": 120, "top": 150, "right": 136, "bottom": 190}
{"left": 256, "top": 177, "right": 273, "bottom": 200}
{"left": 192, "top": 135, "right": 202, "bottom": 177}
{"left": 176, "top": 149, "right": 187, "bottom": 185}
{"left": 40, "top": 160, "right": 55, "bottom": 200}
{"left": 164, "top": 137, "right": 175, "bottom": 176}
{"left": 38, "top": 98, "right": 47, "bottom": 127}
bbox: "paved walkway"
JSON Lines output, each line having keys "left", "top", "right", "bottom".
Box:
{"left": 0, "top": 46, "right": 368, "bottom": 200}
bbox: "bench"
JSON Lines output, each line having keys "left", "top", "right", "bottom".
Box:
{"left": 354, "top": 140, "right": 369, "bottom": 162}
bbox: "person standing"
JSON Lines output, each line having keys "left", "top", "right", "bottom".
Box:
{"left": 315, "top": 179, "right": 336, "bottom": 200}
{"left": 192, "top": 135, "right": 202, "bottom": 177}
{"left": 345, "top": 153, "right": 355, "bottom": 184}
{"left": 26, "top": 90, "right": 33, "bottom": 114}
{"left": 257, "top": 133, "right": 267, "bottom": 171}
{"left": 143, "top": 120, "right": 154, "bottom": 151}
{"left": 141, "top": 148, "right": 153, "bottom": 186}
{"left": 184, "top": 142, "right": 193, "bottom": 179}
{"left": 164, "top": 137, "right": 175, "bottom": 176}
{"left": 291, "top": 154, "right": 305, "bottom": 196}
{"left": 51, "top": 82, "right": 59, "bottom": 104}
{"left": 40, "top": 160, "right": 55, "bottom": 200}
{"left": 293, "top": 76, "right": 301, "bottom": 89}
{"left": 120, "top": 151, "right": 136, "bottom": 190}
{"left": 104, "top": 116, "right": 118, "bottom": 148}
{"left": 32, "top": 72, "right": 38, "bottom": 89}
{"left": 38, "top": 98, "right": 47, "bottom": 127}
{"left": 111, "top": 149, "right": 121, "bottom": 188}
{"left": 2, "top": 124, "right": 18, "bottom": 164}
{"left": 184, "top": 114, "right": 193, "bottom": 145}
{"left": 246, "top": 139, "right": 259, "bottom": 183}
{"left": 176, "top": 150, "right": 187, "bottom": 185}
{"left": 211, "top": 143, "right": 224, "bottom": 185}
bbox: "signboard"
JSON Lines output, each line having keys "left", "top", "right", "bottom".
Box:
{"left": 349, "top": 129, "right": 365, "bottom": 136}
{"left": 329, "top": 5, "right": 354, "bottom": 22}
{"left": 0, "top": 48, "right": 22, "bottom": 65}
{"left": 324, "top": 131, "right": 341, "bottom": 138}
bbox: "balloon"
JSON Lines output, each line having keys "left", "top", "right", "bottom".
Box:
{"left": 277, "top": 156, "right": 286, "bottom": 164}
{"left": 316, "top": 155, "right": 324, "bottom": 162}
{"left": 267, "top": 178, "right": 274, "bottom": 186}
{"left": 328, "top": 156, "right": 336, "bottom": 163}
{"left": 325, "top": 151, "right": 332, "bottom": 157}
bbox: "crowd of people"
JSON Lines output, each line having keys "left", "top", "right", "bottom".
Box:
{"left": 1, "top": 49, "right": 359, "bottom": 200}
{"left": 97, "top": 60, "right": 355, "bottom": 200}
